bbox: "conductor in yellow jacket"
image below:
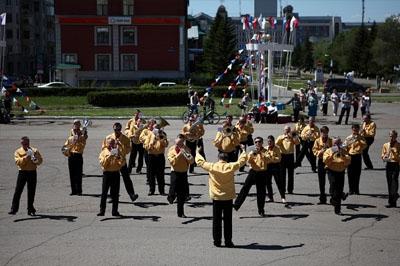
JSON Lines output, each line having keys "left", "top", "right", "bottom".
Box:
{"left": 196, "top": 149, "right": 247, "bottom": 248}
{"left": 323, "top": 138, "right": 351, "bottom": 215}
{"left": 9, "top": 136, "right": 43, "bottom": 215}
{"left": 98, "top": 138, "right": 124, "bottom": 217}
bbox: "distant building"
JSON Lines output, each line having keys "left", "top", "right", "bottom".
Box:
{"left": 1, "top": 0, "right": 55, "bottom": 82}
{"left": 55, "top": 0, "right": 188, "bottom": 86}
{"left": 342, "top": 21, "right": 379, "bottom": 32}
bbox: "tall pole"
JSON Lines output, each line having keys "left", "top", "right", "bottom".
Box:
{"left": 362, "top": 0, "right": 365, "bottom": 25}
{"left": 267, "top": 49, "right": 273, "bottom": 102}
{"left": 0, "top": 24, "right": 5, "bottom": 89}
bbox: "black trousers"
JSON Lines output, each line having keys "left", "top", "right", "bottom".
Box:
{"left": 322, "top": 103, "right": 328, "bottom": 115}
{"left": 128, "top": 142, "right": 144, "bottom": 173}
{"left": 362, "top": 137, "right": 374, "bottom": 169}
{"left": 234, "top": 169, "right": 266, "bottom": 213}
{"left": 386, "top": 162, "right": 399, "bottom": 205}
{"left": 293, "top": 108, "right": 300, "bottom": 122}
{"left": 218, "top": 150, "right": 237, "bottom": 163}
{"left": 328, "top": 169, "right": 345, "bottom": 212}
{"left": 236, "top": 141, "right": 248, "bottom": 171}
{"left": 296, "top": 140, "right": 316, "bottom": 171}
{"left": 281, "top": 153, "right": 295, "bottom": 193}
{"left": 348, "top": 154, "right": 362, "bottom": 194}
{"left": 11, "top": 170, "right": 37, "bottom": 212}
{"left": 100, "top": 171, "right": 120, "bottom": 214}
{"left": 266, "top": 163, "right": 285, "bottom": 199}
{"left": 317, "top": 158, "right": 329, "bottom": 202}
{"left": 212, "top": 199, "right": 233, "bottom": 244}
{"left": 186, "top": 140, "right": 197, "bottom": 173}
{"left": 144, "top": 150, "right": 149, "bottom": 183}
{"left": 353, "top": 104, "right": 359, "bottom": 118}
{"left": 120, "top": 163, "right": 136, "bottom": 197}
{"left": 337, "top": 107, "right": 350, "bottom": 124}
{"left": 197, "top": 138, "right": 206, "bottom": 159}
{"left": 168, "top": 171, "right": 188, "bottom": 216}
{"left": 68, "top": 153, "right": 83, "bottom": 194}
{"left": 148, "top": 154, "right": 165, "bottom": 194}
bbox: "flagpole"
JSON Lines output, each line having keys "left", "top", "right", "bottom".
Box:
{"left": 0, "top": 14, "right": 6, "bottom": 90}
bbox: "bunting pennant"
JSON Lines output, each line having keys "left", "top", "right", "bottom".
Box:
{"left": 23, "top": 108, "right": 29, "bottom": 113}
{"left": 16, "top": 88, "right": 22, "bottom": 94}
{"left": 1, "top": 87, "right": 6, "bottom": 95}
{"left": 0, "top": 13, "right": 6, "bottom": 26}
{"left": 257, "top": 14, "right": 263, "bottom": 27}
{"left": 12, "top": 97, "right": 17, "bottom": 103}
{"left": 290, "top": 16, "right": 299, "bottom": 31}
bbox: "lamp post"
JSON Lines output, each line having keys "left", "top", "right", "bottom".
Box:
{"left": 324, "top": 54, "right": 333, "bottom": 78}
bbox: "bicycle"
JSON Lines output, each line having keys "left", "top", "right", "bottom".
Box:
{"left": 181, "top": 104, "right": 202, "bottom": 123}
{"left": 201, "top": 109, "right": 221, "bottom": 125}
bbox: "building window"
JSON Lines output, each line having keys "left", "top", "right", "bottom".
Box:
{"left": 95, "top": 54, "right": 111, "bottom": 71}
{"left": 120, "top": 26, "right": 136, "bottom": 45}
{"left": 63, "top": 54, "right": 78, "bottom": 64}
{"left": 6, "top": 14, "right": 12, "bottom": 23}
{"left": 123, "top": 0, "right": 134, "bottom": 16}
{"left": 34, "top": 1, "right": 40, "bottom": 12}
{"left": 6, "top": 30, "right": 13, "bottom": 39}
{"left": 6, "top": 0, "right": 12, "bottom": 6}
{"left": 97, "top": 0, "right": 108, "bottom": 16}
{"left": 121, "top": 54, "right": 137, "bottom": 71}
{"left": 95, "top": 26, "right": 110, "bottom": 45}
{"left": 23, "top": 30, "right": 30, "bottom": 39}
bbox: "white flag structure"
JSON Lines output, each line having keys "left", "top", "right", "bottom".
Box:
{"left": 0, "top": 13, "right": 6, "bottom": 26}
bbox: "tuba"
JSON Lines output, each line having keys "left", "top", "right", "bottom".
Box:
{"left": 222, "top": 125, "right": 235, "bottom": 137}
{"left": 158, "top": 117, "right": 170, "bottom": 129}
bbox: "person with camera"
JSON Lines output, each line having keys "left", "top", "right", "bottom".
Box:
{"left": 143, "top": 125, "right": 169, "bottom": 195}
{"left": 276, "top": 126, "right": 300, "bottom": 195}
{"left": 102, "top": 123, "right": 138, "bottom": 202}
{"left": 63, "top": 119, "right": 88, "bottom": 196}
{"left": 195, "top": 147, "right": 247, "bottom": 248}
{"left": 9, "top": 136, "right": 43, "bottom": 215}
{"left": 381, "top": 130, "right": 400, "bottom": 208}
{"left": 167, "top": 134, "right": 194, "bottom": 218}
{"left": 213, "top": 121, "right": 240, "bottom": 163}
{"left": 98, "top": 138, "right": 124, "bottom": 217}
{"left": 234, "top": 137, "right": 268, "bottom": 216}
{"left": 323, "top": 138, "right": 351, "bottom": 215}
{"left": 312, "top": 126, "right": 333, "bottom": 204}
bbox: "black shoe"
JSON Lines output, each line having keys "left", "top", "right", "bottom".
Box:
{"left": 349, "top": 191, "right": 356, "bottom": 195}
{"left": 287, "top": 191, "right": 293, "bottom": 195}
{"left": 213, "top": 241, "right": 221, "bottom": 247}
{"left": 258, "top": 210, "right": 266, "bottom": 217}
{"left": 335, "top": 122, "right": 340, "bottom": 125}
{"left": 69, "top": 193, "right": 76, "bottom": 196}
{"left": 108, "top": 199, "right": 113, "bottom": 203}
{"left": 159, "top": 192, "right": 167, "bottom": 196}
{"left": 136, "top": 169, "right": 142, "bottom": 174}
{"left": 148, "top": 191, "right": 154, "bottom": 196}
{"left": 129, "top": 194, "right": 139, "bottom": 202}
{"left": 178, "top": 214, "right": 187, "bottom": 218}
{"left": 112, "top": 212, "right": 122, "bottom": 217}
{"left": 8, "top": 210, "right": 17, "bottom": 215}
{"left": 225, "top": 242, "right": 235, "bottom": 248}
{"left": 97, "top": 211, "right": 105, "bottom": 216}
{"left": 342, "top": 193, "right": 348, "bottom": 201}
{"left": 28, "top": 209, "right": 36, "bottom": 216}
{"left": 312, "top": 169, "right": 317, "bottom": 173}
{"left": 233, "top": 204, "right": 239, "bottom": 211}
{"left": 364, "top": 167, "right": 373, "bottom": 170}
{"left": 185, "top": 196, "right": 191, "bottom": 202}
{"left": 317, "top": 201, "right": 327, "bottom": 205}
{"left": 385, "top": 203, "right": 396, "bottom": 208}
{"left": 334, "top": 206, "right": 342, "bottom": 215}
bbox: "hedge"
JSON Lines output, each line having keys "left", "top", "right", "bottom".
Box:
{"left": 21, "top": 85, "right": 246, "bottom": 98}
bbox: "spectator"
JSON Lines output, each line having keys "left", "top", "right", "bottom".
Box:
{"left": 330, "top": 89, "right": 340, "bottom": 116}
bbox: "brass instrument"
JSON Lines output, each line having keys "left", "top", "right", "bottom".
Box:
{"left": 61, "top": 143, "right": 72, "bottom": 156}
{"left": 222, "top": 125, "right": 236, "bottom": 137}
{"left": 27, "top": 148, "right": 38, "bottom": 162}
{"left": 383, "top": 147, "right": 392, "bottom": 162}
{"left": 181, "top": 148, "right": 193, "bottom": 161}
{"left": 82, "top": 118, "right": 91, "bottom": 135}
{"left": 342, "top": 135, "right": 358, "bottom": 149}
{"left": 157, "top": 117, "right": 170, "bottom": 129}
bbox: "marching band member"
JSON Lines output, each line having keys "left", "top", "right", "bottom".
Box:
{"left": 294, "top": 116, "right": 307, "bottom": 166}
{"left": 181, "top": 115, "right": 205, "bottom": 173}
{"left": 213, "top": 121, "right": 240, "bottom": 163}
{"left": 63, "top": 120, "right": 87, "bottom": 196}
{"left": 139, "top": 119, "right": 157, "bottom": 183}
{"left": 312, "top": 126, "right": 333, "bottom": 204}
{"left": 381, "top": 130, "right": 400, "bottom": 208}
{"left": 235, "top": 116, "right": 254, "bottom": 172}
{"left": 9, "top": 136, "right": 43, "bottom": 215}
{"left": 167, "top": 134, "right": 194, "bottom": 218}
{"left": 323, "top": 138, "right": 351, "bottom": 215}
{"left": 361, "top": 114, "right": 377, "bottom": 170}
{"left": 276, "top": 126, "right": 300, "bottom": 194}
{"left": 102, "top": 123, "right": 138, "bottom": 202}
{"left": 265, "top": 135, "right": 286, "bottom": 203}
{"left": 295, "top": 117, "right": 320, "bottom": 173}
{"left": 124, "top": 109, "right": 141, "bottom": 137}
{"left": 225, "top": 114, "right": 234, "bottom": 127}
{"left": 127, "top": 118, "right": 145, "bottom": 174}
{"left": 143, "top": 125, "right": 169, "bottom": 195}
{"left": 344, "top": 124, "right": 367, "bottom": 195}
{"left": 195, "top": 147, "right": 247, "bottom": 248}
{"left": 234, "top": 137, "right": 268, "bottom": 217}
{"left": 98, "top": 138, "right": 124, "bottom": 217}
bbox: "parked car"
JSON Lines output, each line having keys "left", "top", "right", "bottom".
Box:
{"left": 37, "top": 82, "right": 71, "bottom": 88}
{"left": 324, "top": 78, "right": 366, "bottom": 93}
{"left": 158, "top": 82, "right": 177, "bottom": 88}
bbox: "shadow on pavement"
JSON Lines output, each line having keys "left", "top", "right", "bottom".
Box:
{"left": 14, "top": 214, "right": 78, "bottom": 223}
{"left": 100, "top": 215, "right": 161, "bottom": 222}
{"left": 119, "top": 201, "right": 169, "bottom": 208}
{"left": 359, "top": 193, "right": 388, "bottom": 199}
{"left": 80, "top": 193, "right": 102, "bottom": 198}
{"left": 341, "top": 213, "right": 388, "bottom": 222}
{"left": 181, "top": 216, "right": 213, "bottom": 225}
{"left": 239, "top": 214, "right": 309, "bottom": 220}
{"left": 291, "top": 193, "right": 320, "bottom": 198}
{"left": 285, "top": 202, "right": 314, "bottom": 208}
{"left": 187, "top": 202, "right": 213, "bottom": 208}
{"left": 233, "top": 243, "right": 305, "bottom": 250}
{"left": 343, "top": 203, "right": 376, "bottom": 211}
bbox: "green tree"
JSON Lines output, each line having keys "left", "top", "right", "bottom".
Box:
{"left": 302, "top": 38, "right": 314, "bottom": 71}
{"left": 201, "top": 6, "right": 237, "bottom": 80}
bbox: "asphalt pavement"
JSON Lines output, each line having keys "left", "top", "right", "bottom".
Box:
{"left": 0, "top": 102, "right": 400, "bottom": 266}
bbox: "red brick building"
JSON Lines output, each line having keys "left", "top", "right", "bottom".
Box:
{"left": 55, "top": 0, "right": 188, "bottom": 86}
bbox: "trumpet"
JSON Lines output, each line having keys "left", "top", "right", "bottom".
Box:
{"left": 383, "top": 149, "right": 392, "bottom": 162}
{"left": 27, "top": 148, "right": 37, "bottom": 162}
{"left": 82, "top": 118, "right": 91, "bottom": 135}
{"left": 181, "top": 149, "right": 193, "bottom": 161}
{"left": 342, "top": 135, "right": 358, "bottom": 149}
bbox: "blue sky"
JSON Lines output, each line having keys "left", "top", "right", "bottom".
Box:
{"left": 188, "top": 0, "right": 400, "bottom": 22}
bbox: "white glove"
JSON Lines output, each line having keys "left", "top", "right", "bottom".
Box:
{"left": 26, "top": 149, "right": 33, "bottom": 157}
{"left": 74, "top": 134, "right": 79, "bottom": 141}
{"left": 331, "top": 146, "right": 339, "bottom": 153}
{"left": 110, "top": 148, "right": 118, "bottom": 156}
